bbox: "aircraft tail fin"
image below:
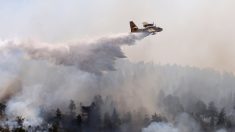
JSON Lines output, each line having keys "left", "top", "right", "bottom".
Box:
{"left": 130, "top": 21, "right": 138, "bottom": 32}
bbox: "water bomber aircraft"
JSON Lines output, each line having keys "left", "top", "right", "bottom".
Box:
{"left": 130, "top": 21, "right": 163, "bottom": 35}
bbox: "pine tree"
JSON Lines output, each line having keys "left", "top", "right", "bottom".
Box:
{"left": 76, "top": 114, "right": 82, "bottom": 126}
{"left": 16, "top": 116, "right": 24, "bottom": 128}
{"left": 217, "top": 108, "right": 226, "bottom": 127}
{"left": 0, "top": 103, "right": 6, "bottom": 117}
{"left": 103, "top": 112, "right": 112, "bottom": 130}
{"left": 111, "top": 108, "right": 121, "bottom": 128}
{"left": 207, "top": 102, "right": 218, "bottom": 129}
{"left": 68, "top": 100, "right": 76, "bottom": 116}
{"left": 56, "top": 108, "right": 62, "bottom": 121}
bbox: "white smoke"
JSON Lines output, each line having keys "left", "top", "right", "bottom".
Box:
{"left": 1, "top": 33, "right": 146, "bottom": 75}
{"left": 142, "top": 113, "right": 200, "bottom": 132}
{"left": 0, "top": 33, "right": 147, "bottom": 125}
{"left": 216, "top": 129, "right": 227, "bottom": 132}
{"left": 175, "top": 113, "right": 201, "bottom": 132}
{"left": 142, "top": 122, "right": 178, "bottom": 132}
{"left": 1, "top": 32, "right": 235, "bottom": 129}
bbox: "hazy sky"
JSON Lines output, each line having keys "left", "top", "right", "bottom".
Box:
{"left": 0, "top": 0, "right": 235, "bottom": 73}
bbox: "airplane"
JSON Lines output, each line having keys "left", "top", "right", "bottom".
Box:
{"left": 130, "top": 21, "right": 163, "bottom": 35}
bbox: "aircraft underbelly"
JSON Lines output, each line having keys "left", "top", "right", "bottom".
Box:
{"left": 147, "top": 28, "right": 156, "bottom": 32}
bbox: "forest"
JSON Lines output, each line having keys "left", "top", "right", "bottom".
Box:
{"left": 0, "top": 93, "right": 234, "bottom": 132}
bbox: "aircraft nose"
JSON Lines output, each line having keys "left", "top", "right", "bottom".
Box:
{"left": 158, "top": 27, "right": 163, "bottom": 32}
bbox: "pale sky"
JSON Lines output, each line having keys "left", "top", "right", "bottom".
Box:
{"left": 0, "top": 0, "right": 235, "bottom": 73}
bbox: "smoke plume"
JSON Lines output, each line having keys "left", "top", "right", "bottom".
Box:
{"left": 0, "top": 33, "right": 147, "bottom": 125}
{"left": 0, "top": 21, "right": 235, "bottom": 132}
{"left": 1, "top": 33, "right": 146, "bottom": 75}
{"left": 142, "top": 122, "right": 178, "bottom": 132}
{"left": 1, "top": 32, "right": 235, "bottom": 132}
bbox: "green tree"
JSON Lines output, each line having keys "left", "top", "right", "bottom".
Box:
{"left": 13, "top": 116, "right": 26, "bottom": 132}
{"left": 103, "top": 112, "right": 112, "bottom": 130}
{"left": 123, "top": 112, "right": 132, "bottom": 123}
{"left": 195, "top": 100, "right": 207, "bottom": 115}
{"left": 56, "top": 108, "right": 62, "bottom": 121}
{"left": 143, "top": 114, "right": 150, "bottom": 127}
{"left": 207, "top": 102, "right": 218, "bottom": 129}
{"left": 0, "top": 103, "right": 6, "bottom": 117}
{"left": 217, "top": 108, "right": 226, "bottom": 127}
{"left": 76, "top": 114, "right": 82, "bottom": 126}
{"left": 68, "top": 100, "right": 76, "bottom": 116}
{"left": 111, "top": 108, "right": 121, "bottom": 128}
{"left": 16, "top": 116, "right": 24, "bottom": 128}
{"left": 152, "top": 113, "right": 167, "bottom": 122}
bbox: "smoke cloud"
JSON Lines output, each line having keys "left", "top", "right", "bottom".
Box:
{"left": 0, "top": 1, "right": 235, "bottom": 131}
{"left": 1, "top": 33, "right": 146, "bottom": 75}
{"left": 142, "top": 122, "right": 178, "bottom": 132}
{"left": 1, "top": 32, "right": 235, "bottom": 131}
{"left": 0, "top": 33, "right": 147, "bottom": 125}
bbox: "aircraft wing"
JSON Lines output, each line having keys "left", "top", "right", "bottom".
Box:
{"left": 147, "top": 28, "right": 156, "bottom": 33}
{"left": 142, "top": 22, "right": 149, "bottom": 26}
